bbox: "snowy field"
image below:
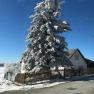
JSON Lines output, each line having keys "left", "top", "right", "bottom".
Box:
{"left": 0, "top": 67, "right": 66, "bottom": 93}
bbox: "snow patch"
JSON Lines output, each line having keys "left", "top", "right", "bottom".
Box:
{"left": 54, "top": 25, "right": 59, "bottom": 30}
{"left": 62, "top": 21, "right": 68, "bottom": 25}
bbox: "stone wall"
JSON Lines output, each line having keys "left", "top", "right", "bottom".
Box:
{"left": 15, "top": 71, "right": 51, "bottom": 84}
{"left": 15, "top": 68, "right": 74, "bottom": 84}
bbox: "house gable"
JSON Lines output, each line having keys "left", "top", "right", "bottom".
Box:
{"left": 68, "top": 49, "right": 87, "bottom": 70}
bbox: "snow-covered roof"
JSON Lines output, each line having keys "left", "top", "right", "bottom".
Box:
{"left": 67, "top": 49, "right": 84, "bottom": 59}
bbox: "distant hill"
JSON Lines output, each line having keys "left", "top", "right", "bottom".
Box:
{"left": 0, "top": 63, "right": 4, "bottom": 67}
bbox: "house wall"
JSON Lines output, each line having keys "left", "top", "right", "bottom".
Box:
{"left": 70, "top": 51, "right": 87, "bottom": 73}
{"left": 87, "top": 68, "right": 94, "bottom": 74}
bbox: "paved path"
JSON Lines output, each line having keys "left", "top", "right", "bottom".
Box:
{"left": 1, "top": 76, "right": 94, "bottom": 94}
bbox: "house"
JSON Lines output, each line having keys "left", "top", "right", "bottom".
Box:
{"left": 85, "top": 58, "right": 94, "bottom": 74}
{"left": 67, "top": 49, "right": 87, "bottom": 76}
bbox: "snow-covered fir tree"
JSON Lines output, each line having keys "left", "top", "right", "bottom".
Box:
{"left": 21, "top": 0, "right": 71, "bottom": 74}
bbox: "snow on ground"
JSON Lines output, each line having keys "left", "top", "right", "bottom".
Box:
{"left": 0, "top": 67, "right": 5, "bottom": 84}
{"left": 0, "top": 67, "right": 66, "bottom": 93}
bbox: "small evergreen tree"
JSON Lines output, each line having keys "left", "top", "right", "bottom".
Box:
{"left": 21, "top": 0, "right": 71, "bottom": 74}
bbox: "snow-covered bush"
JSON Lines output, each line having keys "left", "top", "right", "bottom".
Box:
{"left": 4, "top": 63, "right": 21, "bottom": 81}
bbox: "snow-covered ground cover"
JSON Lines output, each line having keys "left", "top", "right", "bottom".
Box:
{"left": 0, "top": 67, "right": 66, "bottom": 93}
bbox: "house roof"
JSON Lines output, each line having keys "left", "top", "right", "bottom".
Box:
{"left": 85, "top": 58, "right": 94, "bottom": 68}
{"left": 67, "top": 48, "right": 94, "bottom": 68}
{"left": 67, "top": 49, "right": 85, "bottom": 59}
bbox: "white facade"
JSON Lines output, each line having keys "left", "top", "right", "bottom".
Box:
{"left": 69, "top": 50, "right": 87, "bottom": 72}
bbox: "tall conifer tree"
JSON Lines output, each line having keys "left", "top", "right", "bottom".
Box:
{"left": 21, "top": 0, "right": 71, "bottom": 74}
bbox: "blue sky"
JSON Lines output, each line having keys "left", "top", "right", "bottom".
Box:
{"left": 0, "top": 0, "right": 94, "bottom": 63}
